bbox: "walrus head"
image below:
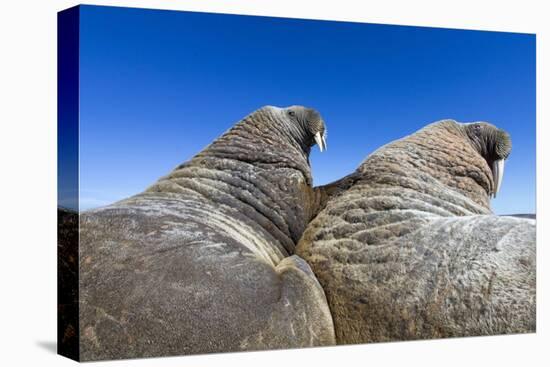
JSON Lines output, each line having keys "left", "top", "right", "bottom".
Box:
{"left": 283, "top": 105, "right": 327, "bottom": 152}
{"left": 464, "top": 122, "right": 512, "bottom": 198}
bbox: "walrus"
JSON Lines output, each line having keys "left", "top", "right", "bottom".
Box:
{"left": 79, "top": 106, "right": 334, "bottom": 361}
{"left": 296, "top": 119, "right": 535, "bottom": 344}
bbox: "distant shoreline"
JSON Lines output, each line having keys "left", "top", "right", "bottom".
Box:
{"left": 502, "top": 214, "right": 536, "bottom": 219}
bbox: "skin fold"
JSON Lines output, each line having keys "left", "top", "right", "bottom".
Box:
{"left": 297, "top": 119, "right": 535, "bottom": 344}
{"left": 79, "top": 106, "right": 335, "bottom": 361}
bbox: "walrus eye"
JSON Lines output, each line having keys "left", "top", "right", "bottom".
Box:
{"left": 471, "top": 124, "right": 483, "bottom": 137}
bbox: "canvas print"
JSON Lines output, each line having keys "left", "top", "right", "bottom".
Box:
{"left": 57, "top": 5, "right": 536, "bottom": 362}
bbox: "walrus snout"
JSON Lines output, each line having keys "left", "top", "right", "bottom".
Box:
{"left": 306, "top": 110, "right": 327, "bottom": 152}
{"left": 283, "top": 105, "right": 327, "bottom": 152}
{"left": 487, "top": 127, "right": 511, "bottom": 198}
{"left": 464, "top": 122, "right": 512, "bottom": 198}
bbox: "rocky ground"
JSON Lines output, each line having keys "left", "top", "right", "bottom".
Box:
{"left": 57, "top": 207, "right": 79, "bottom": 360}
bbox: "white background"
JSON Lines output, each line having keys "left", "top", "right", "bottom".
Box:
{"left": 0, "top": 0, "right": 548, "bottom": 365}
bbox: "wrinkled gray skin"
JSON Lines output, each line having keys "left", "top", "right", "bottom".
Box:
{"left": 79, "top": 106, "right": 335, "bottom": 361}
{"left": 297, "top": 120, "right": 535, "bottom": 344}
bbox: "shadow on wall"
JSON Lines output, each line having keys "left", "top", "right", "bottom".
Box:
{"left": 36, "top": 340, "right": 57, "bottom": 354}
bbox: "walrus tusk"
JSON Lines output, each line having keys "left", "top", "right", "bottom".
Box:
{"left": 315, "top": 132, "right": 327, "bottom": 152}
{"left": 492, "top": 159, "right": 505, "bottom": 198}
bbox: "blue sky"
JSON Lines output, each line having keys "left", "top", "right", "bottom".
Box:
{"left": 75, "top": 5, "right": 535, "bottom": 214}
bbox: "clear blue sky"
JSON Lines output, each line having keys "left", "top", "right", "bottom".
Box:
{"left": 76, "top": 5, "right": 536, "bottom": 214}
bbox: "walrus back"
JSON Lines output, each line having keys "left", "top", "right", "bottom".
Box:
{"left": 79, "top": 192, "right": 335, "bottom": 360}
{"left": 299, "top": 213, "right": 535, "bottom": 344}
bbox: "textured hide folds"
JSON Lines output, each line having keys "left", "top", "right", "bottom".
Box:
{"left": 79, "top": 106, "right": 335, "bottom": 360}
{"left": 297, "top": 120, "right": 535, "bottom": 344}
